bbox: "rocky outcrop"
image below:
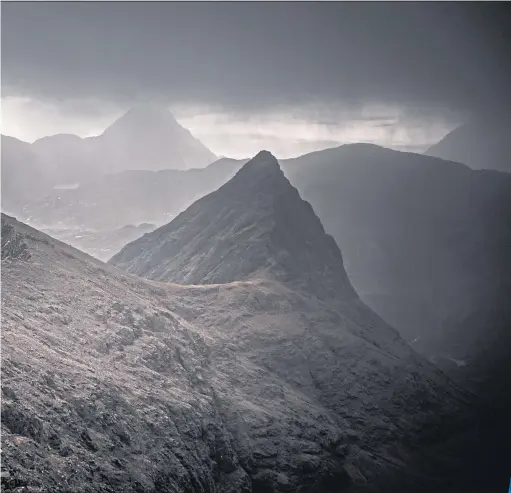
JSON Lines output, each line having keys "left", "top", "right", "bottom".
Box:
{"left": 1, "top": 218, "right": 31, "bottom": 261}
{"left": 0, "top": 215, "right": 466, "bottom": 492}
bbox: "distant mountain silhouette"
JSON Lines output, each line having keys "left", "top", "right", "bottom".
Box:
{"left": 1, "top": 135, "right": 52, "bottom": 213}
{"left": 95, "top": 104, "right": 217, "bottom": 173}
{"left": 30, "top": 132, "right": 95, "bottom": 184}
{"left": 1, "top": 104, "right": 217, "bottom": 212}
{"left": 19, "top": 157, "right": 242, "bottom": 229}
{"left": 425, "top": 115, "right": 511, "bottom": 172}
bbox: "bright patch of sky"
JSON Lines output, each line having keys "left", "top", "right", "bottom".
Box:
{"left": 1, "top": 96, "right": 457, "bottom": 159}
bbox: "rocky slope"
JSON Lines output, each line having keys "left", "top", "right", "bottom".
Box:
{"left": 425, "top": 114, "right": 511, "bottom": 172}
{"left": 4, "top": 161, "right": 505, "bottom": 493}
{"left": 107, "top": 145, "right": 511, "bottom": 393}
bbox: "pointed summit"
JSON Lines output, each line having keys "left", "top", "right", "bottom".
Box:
{"left": 96, "top": 104, "right": 217, "bottom": 171}
{"left": 110, "top": 151, "right": 357, "bottom": 301}
{"left": 246, "top": 149, "right": 278, "bottom": 165}
{"left": 102, "top": 104, "right": 181, "bottom": 137}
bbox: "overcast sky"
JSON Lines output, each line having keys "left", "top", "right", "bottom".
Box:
{"left": 2, "top": 2, "right": 510, "bottom": 157}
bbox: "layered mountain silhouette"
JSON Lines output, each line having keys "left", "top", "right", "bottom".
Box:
{"left": 426, "top": 114, "right": 511, "bottom": 172}
{"left": 1, "top": 104, "right": 216, "bottom": 213}
{"left": 29, "top": 133, "right": 95, "bottom": 185}
{"left": 3, "top": 156, "right": 508, "bottom": 491}
{"left": 110, "top": 151, "right": 356, "bottom": 302}
{"left": 20, "top": 157, "right": 242, "bottom": 229}
{"left": 34, "top": 143, "right": 511, "bottom": 398}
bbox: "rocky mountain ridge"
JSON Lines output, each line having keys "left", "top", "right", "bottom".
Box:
{"left": 3, "top": 183, "right": 501, "bottom": 492}
{"left": 10, "top": 143, "right": 511, "bottom": 399}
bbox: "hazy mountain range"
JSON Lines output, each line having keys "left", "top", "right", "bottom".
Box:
{"left": 11, "top": 136, "right": 509, "bottom": 399}
{"left": 16, "top": 157, "right": 242, "bottom": 230}
{"left": 1, "top": 105, "right": 217, "bottom": 214}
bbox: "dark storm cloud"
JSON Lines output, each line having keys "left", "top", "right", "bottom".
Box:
{"left": 2, "top": 2, "right": 510, "bottom": 116}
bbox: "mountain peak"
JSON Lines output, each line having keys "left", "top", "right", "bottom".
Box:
{"left": 125, "top": 103, "right": 178, "bottom": 121}
{"left": 232, "top": 151, "right": 287, "bottom": 184}
{"left": 103, "top": 104, "right": 180, "bottom": 136}
{"left": 252, "top": 149, "right": 277, "bottom": 162}
{"left": 96, "top": 104, "right": 217, "bottom": 170}
{"left": 110, "top": 151, "right": 357, "bottom": 301}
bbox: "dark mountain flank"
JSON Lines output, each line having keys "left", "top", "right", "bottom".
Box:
{"left": 426, "top": 115, "right": 511, "bottom": 172}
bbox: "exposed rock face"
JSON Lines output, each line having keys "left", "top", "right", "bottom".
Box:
{"left": 425, "top": 114, "right": 511, "bottom": 172}
{"left": 110, "top": 151, "right": 356, "bottom": 301}
{"left": 2, "top": 195, "right": 494, "bottom": 493}
{"left": 1, "top": 218, "right": 31, "bottom": 261}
